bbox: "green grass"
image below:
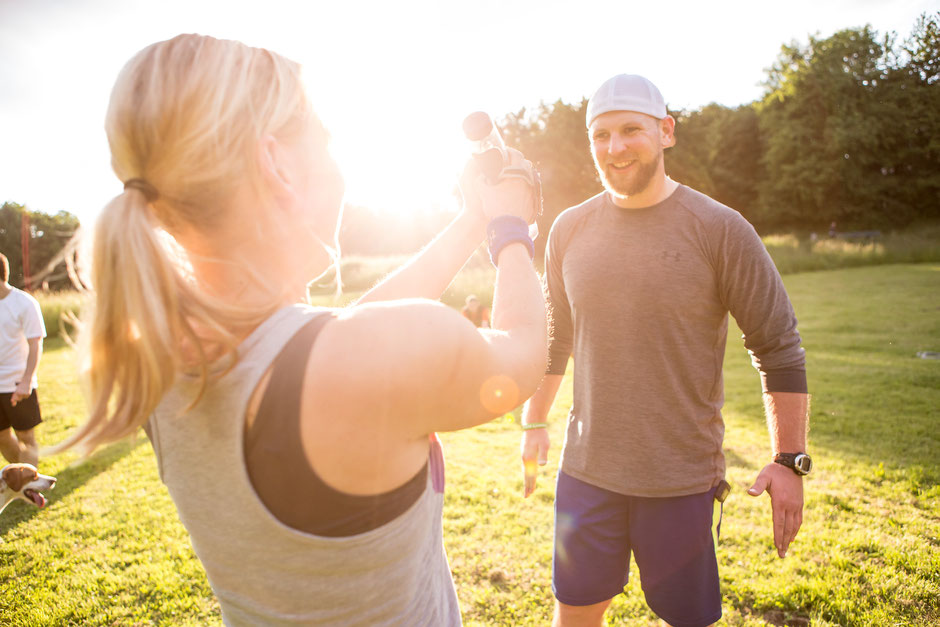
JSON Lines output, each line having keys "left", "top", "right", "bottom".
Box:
{"left": 764, "top": 224, "right": 940, "bottom": 274}
{"left": 33, "top": 290, "right": 86, "bottom": 343}
{"left": 2, "top": 264, "right": 937, "bottom": 626}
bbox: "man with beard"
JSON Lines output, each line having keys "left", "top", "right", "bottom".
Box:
{"left": 520, "top": 74, "right": 811, "bottom": 627}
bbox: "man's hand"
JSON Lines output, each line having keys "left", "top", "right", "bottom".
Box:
{"left": 11, "top": 380, "right": 30, "bottom": 406}
{"left": 748, "top": 462, "right": 804, "bottom": 558}
{"left": 521, "top": 427, "right": 550, "bottom": 498}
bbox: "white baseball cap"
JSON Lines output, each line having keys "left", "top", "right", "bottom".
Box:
{"left": 586, "top": 74, "right": 667, "bottom": 128}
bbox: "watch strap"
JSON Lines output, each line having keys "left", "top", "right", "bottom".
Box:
{"left": 774, "top": 452, "right": 812, "bottom": 475}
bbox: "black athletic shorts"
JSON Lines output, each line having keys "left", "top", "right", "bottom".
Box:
{"left": 0, "top": 390, "right": 43, "bottom": 431}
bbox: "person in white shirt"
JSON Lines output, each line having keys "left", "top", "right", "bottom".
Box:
{"left": 0, "top": 253, "right": 46, "bottom": 467}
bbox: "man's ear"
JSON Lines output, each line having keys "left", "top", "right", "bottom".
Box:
{"left": 661, "top": 115, "right": 676, "bottom": 149}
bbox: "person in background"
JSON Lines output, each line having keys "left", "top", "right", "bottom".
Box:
{"left": 0, "top": 252, "right": 46, "bottom": 468}
{"left": 461, "top": 294, "right": 490, "bottom": 328}
{"left": 520, "top": 74, "right": 810, "bottom": 627}
{"left": 49, "top": 34, "right": 546, "bottom": 626}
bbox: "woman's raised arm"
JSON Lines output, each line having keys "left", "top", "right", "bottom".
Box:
{"left": 312, "top": 151, "right": 546, "bottom": 437}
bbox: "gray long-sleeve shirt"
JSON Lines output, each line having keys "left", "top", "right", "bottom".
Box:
{"left": 546, "top": 185, "right": 806, "bottom": 497}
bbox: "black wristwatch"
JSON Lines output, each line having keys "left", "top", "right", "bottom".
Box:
{"left": 774, "top": 452, "right": 813, "bottom": 476}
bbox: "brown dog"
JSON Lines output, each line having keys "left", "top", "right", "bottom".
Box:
{"left": 1, "top": 463, "right": 56, "bottom": 514}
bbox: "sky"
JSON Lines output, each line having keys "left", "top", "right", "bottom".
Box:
{"left": 0, "top": 0, "right": 935, "bottom": 223}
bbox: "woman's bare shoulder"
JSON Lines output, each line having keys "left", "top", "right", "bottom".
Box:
{"left": 310, "top": 299, "right": 478, "bottom": 394}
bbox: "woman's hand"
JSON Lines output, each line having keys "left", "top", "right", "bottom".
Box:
{"left": 459, "top": 148, "right": 539, "bottom": 224}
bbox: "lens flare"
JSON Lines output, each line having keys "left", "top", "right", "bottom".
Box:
{"left": 479, "top": 374, "right": 519, "bottom": 414}
{"left": 554, "top": 511, "right": 575, "bottom": 567}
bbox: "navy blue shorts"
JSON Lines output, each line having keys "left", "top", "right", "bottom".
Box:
{"left": 0, "top": 390, "right": 43, "bottom": 432}
{"left": 553, "top": 471, "right": 722, "bottom": 627}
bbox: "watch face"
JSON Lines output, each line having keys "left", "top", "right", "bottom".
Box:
{"left": 794, "top": 454, "right": 812, "bottom": 474}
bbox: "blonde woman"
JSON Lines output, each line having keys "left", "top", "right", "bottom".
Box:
{"left": 51, "top": 34, "right": 546, "bottom": 626}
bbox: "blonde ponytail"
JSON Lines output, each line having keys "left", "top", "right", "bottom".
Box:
{"left": 48, "top": 189, "right": 236, "bottom": 456}
{"left": 49, "top": 34, "right": 319, "bottom": 456}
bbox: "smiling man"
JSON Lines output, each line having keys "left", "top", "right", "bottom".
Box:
{"left": 520, "top": 74, "right": 811, "bottom": 627}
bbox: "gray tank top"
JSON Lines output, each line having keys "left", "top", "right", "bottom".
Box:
{"left": 148, "top": 304, "right": 462, "bottom": 626}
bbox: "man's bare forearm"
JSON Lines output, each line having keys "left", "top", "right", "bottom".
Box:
{"left": 21, "top": 338, "right": 42, "bottom": 387}
{"left": 763, "top": 391, "right": 809, "bottom": 454}
{"left": 522, "top": 373, "right": 565, "bottom": 425}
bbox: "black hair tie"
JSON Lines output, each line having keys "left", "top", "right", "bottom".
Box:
{"left": 123, "top": 178, "right": 159, "bottom": 203}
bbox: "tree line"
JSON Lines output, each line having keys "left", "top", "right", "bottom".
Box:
{"left": 3, "top": 14, "right": 936, "bottom": 287}
{"left": 501, "top": 13, "right": 939, "bottom": 252}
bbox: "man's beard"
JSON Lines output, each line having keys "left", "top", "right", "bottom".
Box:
{"left": 597, "top": 151, "right": 662, "bottom": 198}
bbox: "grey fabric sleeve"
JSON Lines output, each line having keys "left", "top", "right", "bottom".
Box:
{"left": 545, "top": 218, "right": 573, "bottom": 375}
{"left": 715, "top": 212, "right": 807, "bottom": 394}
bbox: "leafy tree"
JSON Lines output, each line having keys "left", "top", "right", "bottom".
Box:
{"left": 663, "top": 107, "right": 718, "bottom": 198}
{"left": 499, "top": 99, "right": 601, "bottom": 257}
{"left": 756, "top": 29, "right": 875, "bottom": 230}
{"left": 884, "top": 13, "right": 940, "bottom": 223}
{"left": 757, "top": 14, "right": 940, "bottom": 231}
{"left": 900, "top": 12, "right": 940, "bottom": 84}
{"left": 666, "top": 104, "right": 764, "bottom": 226}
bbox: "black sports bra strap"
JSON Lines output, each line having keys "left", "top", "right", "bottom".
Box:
{"left": 244, "top": 313, "right": 335, "bottom": 518}
{"left": 244, "top": 311, "right": 429, "bottom": 537}
{"left": 257, "top": 312, "right": 336, "bottom": 426}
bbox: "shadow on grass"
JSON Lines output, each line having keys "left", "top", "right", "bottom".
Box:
{"left": 0, "top": 436, "right": 146, "bottom": 537}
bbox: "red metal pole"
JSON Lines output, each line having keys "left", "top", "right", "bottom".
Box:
{"left": 20, "top": 210, "right": 31, "bottom": 291}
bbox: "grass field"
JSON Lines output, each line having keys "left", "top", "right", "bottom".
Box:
{"left": 1, "top": 263, "right": 938, "bottom": 626}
